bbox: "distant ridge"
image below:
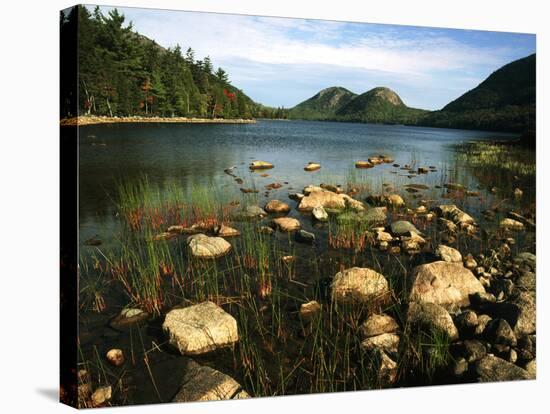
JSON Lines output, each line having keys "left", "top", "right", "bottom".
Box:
{"left": 289, "top": 87, "right": 357, "bottom": 120}
{"left": 289, "top": 86, "right": 427, "bottom": 124}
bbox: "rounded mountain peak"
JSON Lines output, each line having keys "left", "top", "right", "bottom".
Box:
{"left": 365, "top": 87, "right": 404, "bottom": 106}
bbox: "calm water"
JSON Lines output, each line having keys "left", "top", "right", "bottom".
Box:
{"left": 79, "top": 119, "right": 517, "bottom": 242}
{"left": 77, "top": 120, "right": 531, "bottom": 405}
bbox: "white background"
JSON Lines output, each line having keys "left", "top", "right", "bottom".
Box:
{"left": 0, "top": 0, "right": 546, "bottom": 412}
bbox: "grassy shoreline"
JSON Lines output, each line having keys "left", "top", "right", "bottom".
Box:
{"left": 60, "top": 116, "right": 257, "bottom": 127}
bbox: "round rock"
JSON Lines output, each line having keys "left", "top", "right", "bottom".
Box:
{"left": 163, "top": 301, "right": 239, "bottom": 355}
{"left": 331, "top": 267, "right": 390, "bottom": 304}
{"left": 265, "top": 199, "right": 290, "bottom": 214}
{"left": 187, "top": 234, "right": 232, "bottom": 259}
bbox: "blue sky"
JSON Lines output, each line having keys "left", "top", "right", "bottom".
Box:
{"left": 92, "top": 5, "right": 535, "bottom": 110}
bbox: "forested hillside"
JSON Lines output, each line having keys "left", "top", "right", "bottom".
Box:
{"left": 419, "top": 54, "right": 535, "bottom": 132}
{"left": 60, "top": 6, "right": 287, "bottom": 119}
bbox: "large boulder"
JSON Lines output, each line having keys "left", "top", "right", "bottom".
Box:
{"left": 407, "top": 302, "right": 459, "bottom": 341}
{"left": 331, "top": 267, "right": 390, "bottom": 305}
{"left": 163, "top": 301, "right": 238, "bottom": 355}
{"left": 475, "top": 355, "right": 531, "bottom": 382}
{"left": 173, "top": 360, "right": 249, "bottom": 402}
{"left": 298, "top": 189, "right": 346, "bottom": 211}
{"left": 298, "top": 187, "right": 365, "bottom": 212}
{"left": 408, "top": 261, "right": 485, "bottom": 310}
{"left": 187, "top": 234, "right": 232, "bottom": 259}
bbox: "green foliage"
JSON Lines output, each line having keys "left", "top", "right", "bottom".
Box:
{"left": 60, "top": 6, "right": 285, "bottom": 119}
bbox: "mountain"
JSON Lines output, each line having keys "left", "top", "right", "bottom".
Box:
{"left": 335, "top": 87, "right": 428, "bottom": 124}
{"left": 290, "top": 86, "right": 427, "bottom": 124}
{"left": 419, "top": 54, "right": 535, "bottom": 132}
{"left": 289, "top": 87, "right": 357, "bottom": 120}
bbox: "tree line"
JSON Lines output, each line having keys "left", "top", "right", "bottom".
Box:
{"left": 60, "top": 6, "right": 289, "bottom": 119}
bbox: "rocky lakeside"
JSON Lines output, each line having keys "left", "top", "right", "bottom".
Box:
{"left": 76, "top": 148, "right": 535, "bottom": 408}
{"left": 60, "top": 115, "right": 256, "bottom": 127}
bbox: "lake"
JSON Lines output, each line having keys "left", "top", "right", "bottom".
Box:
{"left": 76, "top": 119, "right": 535, "bottom": 405}
{"left": 79, "top": 120, "right": 519, "bottom": 241}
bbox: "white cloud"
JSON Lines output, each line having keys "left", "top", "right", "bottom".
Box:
{"left": 123, "top": 9, "right": 511, "bottom": 76}
{"left": 95, "top": 6, "right": 533, "bottom": 108}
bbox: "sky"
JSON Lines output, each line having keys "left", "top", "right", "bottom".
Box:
{"left": 92, "top": 5, "right": 536, "bottom": 110}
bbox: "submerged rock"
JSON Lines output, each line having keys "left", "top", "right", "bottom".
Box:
{"left": 331, "top": 267, "right": 390, "bottom": 305}
{"left": 355, "top": 160, "right": 374, "bottom": 169}
{"left": 304, "top": 162, "right": 321, "bottom": 171}
{"left": 173, "top": 360, "right": 249, "bottom": 402}
{"left": 163, "top": 301, "right": 238, "bottom": 355}
{"left": 109, "top": 308, "right": 149, "bottom": 330}
{"left": 265, "top": 199, "right": 290, "bottom": 214}
{"left": 187, "top": 234, "right": 232, "bottom": 259}
{"left": 272, "top": 217, "right": 301, "bottom": 232}
{"left": 475, "top": 355, "right": 531, "bottom": 382}
{"left": 407, "top": 302, "right": 459, "bottom": 341}
{"left": 408, "top": 261, "right": 485, "bottom": 310}
{"left": 249, "top": 160, "right": 274, "bottom": 170}
{"left": 295, "top": 229, "right": 315, "bottom": 244}
{"left": 391, "top": 220, "right": 421, "bottom": 235}
{"left": 231, "top": 205, "right": 267, "bottom": 221}
{"left": 216, "top": 224, "right": 240, "bottom": 237}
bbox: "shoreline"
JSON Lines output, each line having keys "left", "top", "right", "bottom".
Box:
{"left": 60, "top": 116, "right": 257, "bottom": 127}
